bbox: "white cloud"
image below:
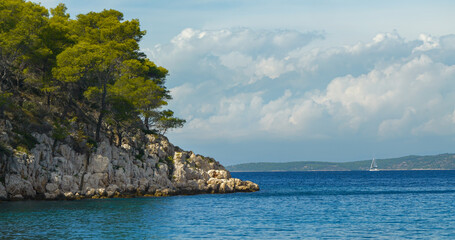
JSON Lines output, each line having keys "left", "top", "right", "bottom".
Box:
{"left": 314, "top": 55, "right": 455, "bottom": 137}
{"left": 377, "top": 108, "right": 416, "bottom": 137}
{"left": 155, "top": 29, "right": 455, "bottom": 142}
{"left": 169, "top": 83, "right": 195, "bottom": 100}
{"left": 178, "top": 92, "right": 266, "bottom": 139}
{"left": 254, "top": 57, "right": 291, "bottom": 81}
{"left": 411, "top": 110, "right": 455, "bottom": 136}
{"left": 413, "top": 34, "right": 440, "bottom": 52}
{"left": 219, "top": 52, "right": 252, "bottom": 70}
{"left": 152, "top": 28, "right": 323, "bottom": 85}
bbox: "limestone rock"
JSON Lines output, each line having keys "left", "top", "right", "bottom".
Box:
{"left": 33, "top": 174, "right": 48, "bottom": 194}
{"left": 235, "top": 180, "right": 260, "bottom": 192}
{"left": 46, "top": 183, "right": 58, "bottom": 193}
{"left": 5, "top": 174, "right": 36, "bottom": 199}
{"left": 11, "top": 194, "right": 24, "bottom": 200}
{"left": 0, "top": 132, "right": 259, "bottom": 200}
{"left": 208, "top": 169, "right": 231, "bottom": 179}
{"left": 44, "top": 192, "right": 58, "bottom": 200}
{"left": 64, "top": 192, "right": 75, "bottom": 200}
{"left": 61, "top": 175, "right": 79, "bottom": 193}
{"left": 96, "top": 188, "right": 106, "bottom": 196}
{"left": 85, "top": 188, "right": 96, "bottom": 197}
{"left": 89, "top": 154, "right": 110, "bottom": 173}
{"left": 106, "top": 184, "right": 119, "bottom": 197}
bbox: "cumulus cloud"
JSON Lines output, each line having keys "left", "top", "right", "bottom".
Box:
{"left": 152, "top": 28, "right": 455, "bottom": 142}
{"left": 152, "top": 28, "right": 323, "bottom": 85}
{"left": 413, "top": 34, "right": 440, "bottom": 52}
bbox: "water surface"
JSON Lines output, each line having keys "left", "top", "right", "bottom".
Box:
{"left": 1, "top": 170, "right": 455, "bottom": 239}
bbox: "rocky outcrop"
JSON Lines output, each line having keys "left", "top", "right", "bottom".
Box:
{"left": 0, "top": 129, "right": 258, "bottom": 201}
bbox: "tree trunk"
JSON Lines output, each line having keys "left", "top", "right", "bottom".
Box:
{"left": 0, "top": 105, "right": 4, "bottom": 119}
{"left": 52, "top": 138, "right": 58, "bottom": 154}
{"left": 144, "top": 116, "right": 149, "bottom": 130}
{"left": 60, "top": 94, "right": 72, "bottom": 120}
{"left": 116, "top": 123, "right": 122, "bottom": 147}
{"left": 95, "top": 79, "right": 107, "bottom": 141}
{"left": 47, "top": 92, "right": 51, "bottom": 106}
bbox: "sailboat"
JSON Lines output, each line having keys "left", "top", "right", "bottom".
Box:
{"left": 369, "top": 158, "right": 379, "bottom": 171}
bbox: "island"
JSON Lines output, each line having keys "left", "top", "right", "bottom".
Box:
{"left": 227, "top": 154, "right": 455, "bottom": 172}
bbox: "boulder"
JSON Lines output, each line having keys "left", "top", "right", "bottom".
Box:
{"left": 208, "top": 170, "right": 231, "bottom": 179}
{"left": 106, "top": 184, "right": 119, "bottom": 197}
{"left": 96, "top": 188, "right": 106, "bottom": 196}
{"left": 44, "top": 192, "right": 58, "bottom": 200}
{"left": 84, "top": 188, "right": 96, "bottom": 197}
{"left": 11, "top": 194, "right": 24, "bottom": 200}
{"left": 235, "top": 180, "right": 260, "bottom": 192}
{"left": 64, "top": 192, "right": 75, "bottom": 200}
{"left": 45, "top": 183, "right": 58, "bottom": 193}
{"left": 5, "top": 174, "right": 36, "bottom": 199}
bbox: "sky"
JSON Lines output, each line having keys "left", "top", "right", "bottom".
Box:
{"left": 36, "top": 0, "right": 455, "bottom": 165}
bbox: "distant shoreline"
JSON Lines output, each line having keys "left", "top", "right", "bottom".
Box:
{"left": 227, "top": 153, "right": 455, "bottom": 172}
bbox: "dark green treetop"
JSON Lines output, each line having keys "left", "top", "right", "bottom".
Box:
{"left": 0, "top": 0, "right": 185, "bottom": 152}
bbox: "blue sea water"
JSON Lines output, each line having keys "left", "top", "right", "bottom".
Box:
{"left": 1, "top": 170, "right": 455, "bottom": 239}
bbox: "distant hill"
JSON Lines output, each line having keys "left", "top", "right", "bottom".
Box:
{"left": 227, "top": 153, "right": 455, "bottom": 172}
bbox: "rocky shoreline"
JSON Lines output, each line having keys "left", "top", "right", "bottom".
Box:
{"left": 0, "top": 122, "right": 259, "bottom": 201}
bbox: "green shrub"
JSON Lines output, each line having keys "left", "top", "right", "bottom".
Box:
{"left": 74, "top": 129, "right": 87, "bottom": 143}
{"left": 135, "top": 148, "right": 145, "bottom": 160}
{"left": 16, "top": 145, "right": 29, "bottom": 154}
{"left": 52, "top": 122, "right": 68, "bottom": 141}
{"left": 86, "top": 138, "right": 98, "bottom": 149}
{"left": 142, "top": 129, "right": 158, "bottom": 135}
{"left": 22, "top": 101, "right": 37, "bottom": 113}
{"left": 166, "top": 156, "right": 174, "bottom": 164}
{"left": 11, "top": 128, "right": 38, "bottom": 151}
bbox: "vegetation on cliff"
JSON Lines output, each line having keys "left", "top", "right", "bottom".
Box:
{"left": 0, "top": 0, "right": 185, "bottom": 157}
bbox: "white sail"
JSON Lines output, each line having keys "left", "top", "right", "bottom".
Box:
{"left": 369, "top": 158, "right": 379, "bottom": 171}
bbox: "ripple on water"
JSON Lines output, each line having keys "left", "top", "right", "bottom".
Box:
{"left": 1, "top": 170, "right": 455, "bottom": 239}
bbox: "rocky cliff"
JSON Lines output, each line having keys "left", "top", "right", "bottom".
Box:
{"left": 0, "top": 120, "right": 258, "bottom": 200}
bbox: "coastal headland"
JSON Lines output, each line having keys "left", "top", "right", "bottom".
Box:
{"left": 0, "top": 120, "right": 258, "bottom": 201}
{"left": 0, "top": 1, "right": 258, "bottom": 201}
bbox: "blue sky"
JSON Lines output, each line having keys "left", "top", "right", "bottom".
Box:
{"left": 37, "top": 0, "right": 455, "bottom": 165}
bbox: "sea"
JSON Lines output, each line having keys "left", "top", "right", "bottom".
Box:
{"left": 1, "top": 170, "right": 455, "bottom": 239}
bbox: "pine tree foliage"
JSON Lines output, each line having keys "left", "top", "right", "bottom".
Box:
{"left": 0, "top": 0, "right": 185, "bottom": 151}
